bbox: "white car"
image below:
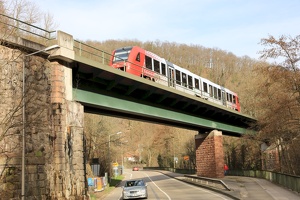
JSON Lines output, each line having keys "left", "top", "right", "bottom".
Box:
{"left": 122, "top": 179, "right": 148, "bottom": 199}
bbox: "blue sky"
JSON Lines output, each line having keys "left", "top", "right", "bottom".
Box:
{"left": 31, "top": 0, "right": 299, "bottom": 59}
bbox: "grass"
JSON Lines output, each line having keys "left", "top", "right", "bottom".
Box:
{"left": 110, "top": 175, "right": 124, "bottom": 187}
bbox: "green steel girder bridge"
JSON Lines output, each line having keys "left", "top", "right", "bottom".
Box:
{"left": 0, "top": 9, "right": 256, "bottom": 136}
{"left": 60, "top": 41, "right": 256, "bottom": 137}
{"left": 0, "top": 13, "right": 256, "bottom": 137}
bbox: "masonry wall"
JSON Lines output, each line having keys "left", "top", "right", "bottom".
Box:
{"left": 195, "top": 130, "right": 224, "bottom": 178}
{"left": 0, "top": 44, "right": 85, "bottom": 199}
{"left": 48, "top": 61, "right": 85, "bottom": 199}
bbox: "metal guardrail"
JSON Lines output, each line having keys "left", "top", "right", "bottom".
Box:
{"left": 184, "top": 175, "right": 231, "bottom": 191}
{"left": 144, "top": 167, "right": 231, "bottom": 191}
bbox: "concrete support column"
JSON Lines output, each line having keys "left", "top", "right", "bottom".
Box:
{"left": 195, "top": 130, "right": 224, "bottom": 178}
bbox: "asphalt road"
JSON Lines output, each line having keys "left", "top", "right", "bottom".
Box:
{"left": 102, "top": 169, "right": 234, "bottom": 200}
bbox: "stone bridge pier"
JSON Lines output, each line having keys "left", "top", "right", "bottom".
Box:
{"left": 195, "top": 130, "right": 225, "bottom": 178}
{"left": 0, "top": 32, "right": 86, "bottom": 199}
{"left": 48, "top": 61, "right": 86, "bottom": 199}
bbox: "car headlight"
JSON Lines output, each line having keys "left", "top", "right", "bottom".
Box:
{"left": 139, "top": 189, "right": 146, "bottom": 194}
{"left": 123, "top": 191, "right": 130, "bottom": 195}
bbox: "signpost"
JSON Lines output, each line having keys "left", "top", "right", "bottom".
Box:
{"left": 112, "top": 162, "right": 119, "bottom": 177}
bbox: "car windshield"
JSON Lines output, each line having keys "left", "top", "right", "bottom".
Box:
{"left": 125, "top": 180, "right": 145, "bottom": 187}
{"left": 113, "top": 47, "right": 132, "bottom": 63}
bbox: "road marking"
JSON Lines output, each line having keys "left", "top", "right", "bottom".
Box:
{"left": 143, "top": 172, "right": 171, "bottom": 200}
{"left": 163, "top": 174, "right": 230, "bottom": 200}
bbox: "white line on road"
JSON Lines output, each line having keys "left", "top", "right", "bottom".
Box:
{"left": 143, "top": 172, "right": 172, "bottom": 200}
{"left": 162, "top": 174, "right": 230, "bottom": 200}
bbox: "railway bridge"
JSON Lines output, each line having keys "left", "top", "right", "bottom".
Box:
{"left": 0, "top": 17, "right": 255, "bottom": 199}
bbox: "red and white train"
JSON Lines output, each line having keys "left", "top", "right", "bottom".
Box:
{"left": 109, "top": 46, "right": 241, "bottom": 112}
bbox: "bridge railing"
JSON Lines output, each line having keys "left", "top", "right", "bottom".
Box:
{"left": 0, "top": 13, "right": 56, "bottom": 45}
{"left": 73, "top": 40, "right": 112, "bottom": 65}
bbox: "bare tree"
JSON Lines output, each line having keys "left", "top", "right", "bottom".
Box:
{"left": 42, "top": 11, "right": 57, "bottom": 36}
{"left": 256, "top": 34, "right": 300, "bottom": 174}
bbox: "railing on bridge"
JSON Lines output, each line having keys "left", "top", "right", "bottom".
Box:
{"left": 73, "top": 40, "right": 112, "bottom": 65}
{"left": 0, "top": 13, "right": 56, "bottom": 46}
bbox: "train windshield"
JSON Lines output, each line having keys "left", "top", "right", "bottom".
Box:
{"left": 113, "top": 47, "right": 132, "bottom": 63}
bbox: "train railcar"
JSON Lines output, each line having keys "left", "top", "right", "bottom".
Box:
{"left": 109, "top": 46, "right": 241, "bottom": 112}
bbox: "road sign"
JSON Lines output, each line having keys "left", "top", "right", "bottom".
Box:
{"left": 183, "top": 156, "right": 189, "bottom": 161}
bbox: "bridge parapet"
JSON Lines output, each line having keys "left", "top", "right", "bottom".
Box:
{"left": 50, "top": 31, "right": 75, "bottom": 63}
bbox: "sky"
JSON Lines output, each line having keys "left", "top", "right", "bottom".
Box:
{"left": 30, "top": 0, "right": 299, "bottom": 59}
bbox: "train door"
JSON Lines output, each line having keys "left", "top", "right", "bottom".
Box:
{"left": 168, "top": 66, "right": 175, "bottom": 87}
{"left": 221, "top": 87, "right": 226, "bottom": 106}
{"left": 166, "top": 61, "right": 175, "bottom": 87}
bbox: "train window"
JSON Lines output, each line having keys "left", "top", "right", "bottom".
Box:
{"left": 233, "top": 95, "right": 236, "bottom": 104}
{"left": 136, "top": 52, "right": 140, "bottom": 62}
{"left": 203, "top": 82, "right": 208, "bottom": 93}
{"left": 209, "top": 85, "right": 213, "bottom": 97}
{"left": 161, "top": 63, "right": 166, "bottom": 76}
{"left": 175, "top": 70, "right": 181, "bottom": 84}
{"left": 188, "top": 75, "right": 193, "bottom": 89}
{"left": 114, "top": 50, "right": 131, "bottom": 62}
{"left": 229, "top": 94, "right": 232, "bottom": 102}
{"left": 145, "top": 56, "right": 152, "bottom": 70}
{"left": 213, "top": 87, "right": 218, "bottom": 99}
{"left": 194, "top": 78, "right": 199, "bottom": 90}
{"left": 182, "top": 73, "right": 187, "bottom": 87}
{"left": 218, "top": 89, "right": 221, "bottom": 100}
{"left": 154, "top": 59, "right": 160, "bottom": 73}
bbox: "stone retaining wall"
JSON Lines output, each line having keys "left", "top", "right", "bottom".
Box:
{"left": 0, "top": 43, "right": 85, "bottom": 199}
